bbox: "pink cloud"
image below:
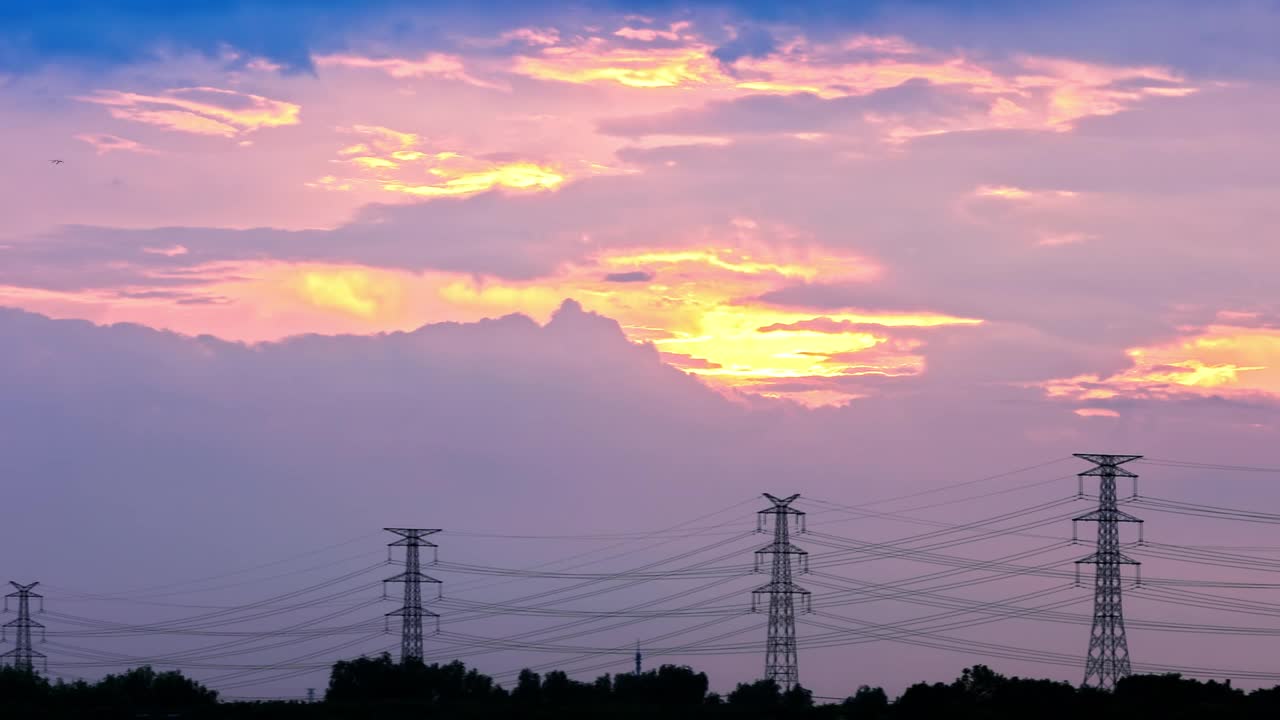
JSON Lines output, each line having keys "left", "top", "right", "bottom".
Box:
{"left": 76, "top": 86, "right": 300, "bottom": 137}
{"left": 314, "top": 52, "right": 506, "bottom": 90}
{"left": 73, "top": 133, "right": 156, "bottom": 155}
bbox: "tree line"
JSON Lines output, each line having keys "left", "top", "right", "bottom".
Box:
{"left": 3, "top": 655, "right": 1280, "bottom": 718}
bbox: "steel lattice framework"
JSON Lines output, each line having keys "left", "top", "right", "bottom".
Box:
{"left": 2, "top": 581, "right": 45, "bottom": 673}
{"left": 752, "top": 493, "right": 811, "bottom": 690}
{"left": 384, "top": 528, "right": 442, "bottom": 664}
{"left": 1073, "top": 454, "right": 1143, "bottom": 691}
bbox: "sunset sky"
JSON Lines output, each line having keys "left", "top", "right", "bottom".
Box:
{"left": 3, "top": 0, "right": 1280, "bottom": 701}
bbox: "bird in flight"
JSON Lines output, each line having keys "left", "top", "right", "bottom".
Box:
{"left": 50, "top": 159, "right": 63, "bottom": 165}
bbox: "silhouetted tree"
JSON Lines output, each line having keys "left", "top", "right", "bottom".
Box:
{"left": 782, "top": 683, "right": 813, "bottom": 708}
{"left": 1114, "top": 673, "right": 1244, "bottom": 719}
{"left": 895, "top": 680, "right": 962, "bottom": 718}
{"left": 843, "top": 684, "right": 889, "bottom": 718}
{"left": 0, "top": 666, "right": 50, "bottom": 705}
{"left": 513, "top": 668, "right": 541, "bottom": 704}
{"left": 326, "top": 654, "right": 505, "bottom": 704}
{"left": 614, "top": 664, "right": 709, "bottom": 705}
{"left": 728, "top": 677, "right": 782, "bottom": 708}
{"left": 92, "top": 665, "right": 217, "bottom": 708}
{"left": 10, "top": 656, "right": 1280, "bottom": 719}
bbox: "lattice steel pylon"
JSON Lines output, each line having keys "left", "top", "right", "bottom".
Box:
{"left": 2, "top": 581, "right": 46, "bottom": 673}
{"left": 1072, "top": 454, "right": 1143, "bottom": 691}
{"left": 384, "top": 528, "right": 442, "bottom": 664}
{"left": 752, "top": 493, "right": 811, "bottom": 690}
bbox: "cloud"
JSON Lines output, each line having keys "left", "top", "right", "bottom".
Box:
{"left": 384, "top": 161, "right": 565, "bottom": 197}
{"left": 659, "top": 351, "right": 722, "bottom": 369}
{"left": 1042, "top": 325, "right": 1280, "bottom": 401}
{"left": 73, "top": 133, "right": 156, "bottom": 155}
{"left": 460, "top": 26, "right": 565, "bottom": 52}
{"left": 711, "top": 26, "right": 777, "bottom": 65}
{"left": 76, "top": 86, "right": 300, "bottom": 137}
{"left": 595, "top": 46, "right": 1196, "bottom": 139}
{"left": 513, "top": 38, "right": 721, "bottom": 88}
{"left": 314, "top": 123, "right": 568, "bottom": 199}
{"left": 603, "top": 270, "right": 654, "bottom": 283}
{"left": 757, "top": 317, "right": 906, "bottom": 334}
{"left": 314, "top": 52, "right": 506, "bottom": 89}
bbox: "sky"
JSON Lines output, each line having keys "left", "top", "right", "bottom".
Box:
{"left": 2, "top": 0, "right": 1280, "bottom": 701}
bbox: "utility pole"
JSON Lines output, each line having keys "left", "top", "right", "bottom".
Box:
{"left": 2, "top": 581, "right": 45, "bottom": 673}
{"left": 752, "top": 493, "right": 810, "bottom": 690}
{"left": 384, "top": 528, "right": 441, "bottom": 664}
{"left": 1073, "top": 454, "right": 1143, "bottom": 691}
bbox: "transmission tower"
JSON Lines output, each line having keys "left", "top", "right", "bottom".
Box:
{"left": 2, "top": 581, "right": 45, "bottom": 673}
{"left": 1072, "top": 454, "right": 1143, "bottom": 691}
{"left": 384, "top": 528, "right": 442, "bottom": 664}
{"left": 752, "top": 493, "right": 810, "bottom": 690}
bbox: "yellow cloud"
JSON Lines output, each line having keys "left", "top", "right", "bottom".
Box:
{"left": 298, "top": 269, "right": 403, "bottom": 318}
{"left": 313, "top": 123, "right": 567, "bottom": 199}
{"left": 384, "top": 161, "right": 565, "bottom": 197}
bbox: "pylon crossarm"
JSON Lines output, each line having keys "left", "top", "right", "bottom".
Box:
{"left": 1075, "top": 553, "right": 1141, "bottom": 565}
{"left": 755, "top": 543, "right": 808, "bottom": 555}
{"left": 387, "top": 607, "right": 439, "bottom": 618}
{"left": 384, "top": 571, "right": 442, "bottom": 583}
{"left": 1074, "top": 453, "right": 1142, "bottom": 467}
{"left": 1073, "top": 509, "right": 1143, "bottom": 523}
{"left": 762, "top": 493, "right": 800, "bottom": 507}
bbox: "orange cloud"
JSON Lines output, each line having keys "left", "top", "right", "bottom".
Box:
{"left": 432, "top": 240, "right": 976, "bottom": 405}
{"left": 77, "top": 87, "right": 300, "bottom": 137}
{"left": 0, "top": 231, "right": 982, "bottom": 406}
{"left": 1043, "top": 325, "right": 1280, "bottom": 401}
